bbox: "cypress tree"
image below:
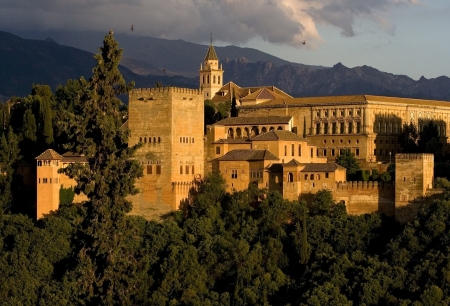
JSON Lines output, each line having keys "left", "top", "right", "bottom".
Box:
{"left": 0, "top": 127, "right": 21, "bottom": 214}
{"left": 231, "top": 89, "right": 238, "bottom": 117}
{"left": 61, "top": 32, "right": 144, "bottom": 304}
{"left": 300, "top": 210, "right": 310, "bottom": 264}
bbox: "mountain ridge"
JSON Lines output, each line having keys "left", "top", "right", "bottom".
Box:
{"left": 1, "top": 30, "right": 450, "bottom": 102}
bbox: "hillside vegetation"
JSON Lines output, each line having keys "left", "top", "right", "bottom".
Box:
{"left": 0, "top": 34, "right": 450, "bottom": 305}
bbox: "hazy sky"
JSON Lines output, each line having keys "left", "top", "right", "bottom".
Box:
{"left": 1, "top": 0, "right": 449, "bottom": 80}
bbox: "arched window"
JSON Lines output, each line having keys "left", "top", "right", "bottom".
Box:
{"left": 227, "top": 128, "right": 234, "bottom": 139}
{"left": 202, "top": 75, "right": 205, "bottom": 84}
{"left": 251, "top": 126, "right": 259, "bottom": 136}
{"left": 149, "top": 137, "right": 152, "bottom": 143}
{"left": 144, "top": 137, "right": 147, "bottom": 143}
{"left": 158, "top": 137, "right": 161, "bottom": 142}
{"left": 213, "top": 75, "right": 216, "bottom": 84}
{"left": 236, "top": 128, "right": 242, "bottom": 138}
{"left": 139, "top": 137, "right": 142, "bottom": 142}
{"left": 153, "top": 137, "right": 156, "bottom": 143}
{"left": 310, "top": 174, "right": 314, "bottom": 180}
{"left": 218, "top": 76, "right": 221, "bottom": 84}
{"left": 304, "top": 174, "right": 308, "bottom": 180}
{"left": 288, "top": 172, "right": 293, "bottom": 182}
{"left": 207, "top": 75, "right": 210, "bottom": 84}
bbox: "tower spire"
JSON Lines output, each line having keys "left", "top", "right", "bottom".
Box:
{"left": 210, "top": 31, "right": 213, "bottom": 45}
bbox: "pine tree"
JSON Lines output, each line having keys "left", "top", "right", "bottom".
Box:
{"left": 61, "top": 32, "right": 144, "bottom": 304}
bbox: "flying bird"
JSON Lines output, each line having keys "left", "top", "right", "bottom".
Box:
{"left": 162, "top": 67, "right": 166, "bottom": 74}
{"left": 302, "top": 40, "right": 306, "bottom": 45}
{"left": 131, "top": 25, "right": 134, "bottom": 32}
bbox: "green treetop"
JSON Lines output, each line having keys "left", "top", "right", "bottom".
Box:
{"left": 61, "top": 32, "right": 144, "bottom": 305}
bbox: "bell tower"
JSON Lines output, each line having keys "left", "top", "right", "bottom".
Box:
{"left": 199, "top": 38, "right": 224, "bottom": 100}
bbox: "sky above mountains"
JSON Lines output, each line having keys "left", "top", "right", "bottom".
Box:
{"left": 1, "top": 0, "right": 449, "bottom": 80}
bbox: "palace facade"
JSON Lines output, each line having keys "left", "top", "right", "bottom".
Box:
{"left": 35, "top": 42, "right": 446, "bottom": 221}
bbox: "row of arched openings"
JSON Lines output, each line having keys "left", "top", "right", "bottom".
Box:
{"left": 227, "top": 126, "right": 284, "bottom": 139}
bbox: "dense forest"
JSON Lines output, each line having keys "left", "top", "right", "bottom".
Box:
{"left": 1, "top": 33, "right": 450, "bottom": 305}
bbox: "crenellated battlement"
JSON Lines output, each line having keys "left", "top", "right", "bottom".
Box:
{"left": 395, "top": 153, "right": 434, "bottom": 161}
{"left": 336, "top": 181, "right": 394, "bottom": 190}
{"left": 130, "top": 87, "right": 203, "bottom": 98}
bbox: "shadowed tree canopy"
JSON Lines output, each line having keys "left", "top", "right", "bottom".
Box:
{"left": 336, "top": 149, "right": 360, "bottom": 175}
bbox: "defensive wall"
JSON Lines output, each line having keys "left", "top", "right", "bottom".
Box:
{"left": 333, "top": 181, "right": 395, "bottom": 216}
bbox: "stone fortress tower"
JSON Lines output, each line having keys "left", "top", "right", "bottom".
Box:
{"left": 127, "top": 87, "right": 204, "bottom": 219}
{"left": 395, "top": 153, "right": 434, "bottom": 222}
{"left": 199, "top": 42, "right": 223, "bottom": 99}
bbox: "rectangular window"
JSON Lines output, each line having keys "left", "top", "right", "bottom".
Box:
{"left": 180, "top": 166, "right": 183, "bottom": 174}
{"left": 291, "top": 144, "right": 294, "bottom": 156}
{"left": 231, "top": 169, "right": 238, "bottom": 179}
{"left": 192, "top": 165, "right": 195, "bottom": 174}
{"left": 332, "top": 123, "right": 337, "bottom": 134}
{"left": 356, "top": 148, "right": 360, "bottom": 156}
{"left": 216, "top": 146, "right": 220, "bottom": 154}
{"left": 186, "top": 165, "right": 189, "bottom": 175}
{"left": 325, "top": 172, "right": 329, "bottom": 178}
{"left": 311, "top": 148, "right": 313, "bottom": 157}
{"left": 156, "top": 165, "right": 161, "bottom": 174}
{"left": 323, "top": 149, "right": 327, "bottom": 156}
{"left": 298, "top": 145, "right": 301, "bottom": 156}
{"left": 374, "top": 149, "right": 377, "bottom": 156}
{"left": 316, "top": 123, "right": 320, "bottom": 134}
{"left": 43, "top": 178, "right": 48, "bottom": 184}
{"left": 340, "top": 122, "right": 345, "bottom": 134}
{"left": 324, "top": 123, "right": 328, "bottom": 134}
{"left": 356, "top": 122, "right": 361, "bottom": 133}
{"left": 284, "top": 146, "right": 287, "bottom": 156}
{"left": 331, "top": 149, "right": 335, "bottom": 156}
{"left": 348, "top": 122, "right": 353, "bottom": 133}
{"left": 147, "top": 165, "right": 152, "bottom": 174}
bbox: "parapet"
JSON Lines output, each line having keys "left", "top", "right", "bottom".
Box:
{"left": 395, "top": 153, "right": 434, "bottom": 162}
{"left": 130, "top": 87, "right": 203, "bottom": 99}
{"left": 335, "top": 181, "right": 393, "bottom": 190}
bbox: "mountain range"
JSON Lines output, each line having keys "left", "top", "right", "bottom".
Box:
{"left": 1, "top": 30, "right": 450, "bottom": 102}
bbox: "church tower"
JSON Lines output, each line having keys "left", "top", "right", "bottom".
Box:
{"left": 199, "top": 42, "right": 224, "bottom": 100}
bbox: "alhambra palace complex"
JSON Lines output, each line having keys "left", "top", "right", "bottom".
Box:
{"left": 36, "top": 43, "right": 449, "bottom": 222}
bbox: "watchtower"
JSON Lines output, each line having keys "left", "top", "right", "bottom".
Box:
{"left": 395, "top": 153, "right": 434, "bottom": 222}
{"left": 128, "top": 87, "right": 204, "bottom": 219}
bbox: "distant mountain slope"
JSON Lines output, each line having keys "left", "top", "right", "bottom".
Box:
{"left": 14, "top": 30, "right": 323, "bottom": 77}
{"left": 1, "top": 31, "right": 450, "bottom": 102}
{"left": 0, "top": 31, "right": 196, "bottom": 99}
{"left": 222, "top": 59, "right": 450, "bottom": 101}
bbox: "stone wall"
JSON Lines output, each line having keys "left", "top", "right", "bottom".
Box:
{"left": 128, "top": 87, "right": 204, "bottom": 219}
{"left": 334, "top": 181, "right": 395, "bottom": 216}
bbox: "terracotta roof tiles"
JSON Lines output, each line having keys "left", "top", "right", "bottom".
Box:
{"left": 251, "top": 130, "right": 305, "bottom": 141}
{"left": 214, "top": 116, "right": 292, "bottom": 126}
{"left": 35, "top": 149, "right": 64, "bottom": 160}
{"left": 214, "top": 149, "right": 279, "bottom": 161}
